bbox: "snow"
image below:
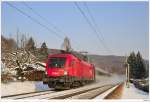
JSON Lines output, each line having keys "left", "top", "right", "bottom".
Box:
{"left": 27, "top": 63, "right": 46, "bottom": 71}
{"left": 1, "top": 81, "right": 51, "bottom": 96}
{"left": 35, "top": 65, "right": 45, "bottom": 71}
{"left": 1, "top": 75, "right": 122, "bottom": 97}
{"left": 95, "top": 75, "right": 149, "bottom": 99}
{"left": 121, "top": 83, "right": 149, "bottom": 99}
{"left": 36, "top": 62, "right": 46, "bottom": 66}
{"left": 35, "top": 81, "right": 49, "bottom": 91}
{"left": 1, "top": 62, "right": 6, "bottom": 72}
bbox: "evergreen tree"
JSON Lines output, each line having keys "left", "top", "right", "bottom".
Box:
{"left": 25, "top": 37, "right": 35, "bottom": 52}
{"left": 136, "top": 51, "right": 147, "bottom": 79}
{"left": 127, "top": 52, "right": 137, "bottom": 79}
{"left": 127, "top": 51, "right": 147, "bottom": 79}
{"left": 40, "top": 42, "right": 48, "bottom": 56}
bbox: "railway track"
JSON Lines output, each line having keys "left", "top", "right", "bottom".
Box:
{"left": 2, "top": 83, "right": 122, "bottom": 99}
{"left": 1, "top": 89, "right": 55, "bottom": 99}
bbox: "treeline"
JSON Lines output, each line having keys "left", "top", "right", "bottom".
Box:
{"left": 1, "top": 34, "right": 48, "bottom": 62}
{"left": 1, "top": 35, "right": 17, "bottom": 52}
{"left": 127, "top": 52, "right": 148, "bottom": 79}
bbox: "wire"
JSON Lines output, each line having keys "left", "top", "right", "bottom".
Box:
{"left": 22, "top": 2, "right": 66, "bottom": 36}
{"left": 84, "top": 2, "right": 113, "bottom": 53}
{"left": 84, "top": 2, "right": 104, "bottom": 41}
{"left": 74, "top": 2, "right": 112, "bottom": 54}
{"left": 22, "top": 2, "right": 82, "bottom": 51}
{"left": 6, "top": 2, "right": 64, "bottom": 39}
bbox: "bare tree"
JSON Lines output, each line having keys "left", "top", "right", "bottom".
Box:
{"left": 16, "top": 29, "right": 28, "bottom": 49}
{"left": 16, "top": 29, "right": 19, "bottom": 49}
{"left": 61, "top": 37, "right": 72, "bottom": 52}
{"left": 1, "top": 35, "right": 17, "bottom": 52}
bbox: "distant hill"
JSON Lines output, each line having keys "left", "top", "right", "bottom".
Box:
{"left": 88, "top": 55, "right": 126, "bottom": 74}
{"left": 88, "top": 54, "right": 149, "bottom": 75}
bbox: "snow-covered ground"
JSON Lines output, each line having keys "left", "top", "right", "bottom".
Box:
{"left": 121, "top": 83, "right": 149, "bottom": 99}
{"left": 35, "top": 81, "right": 50, "bottom": 91}
{"left": 1, "top": 81, "right": 50, "bottom": 96}
{"left": 95, "top": 83, "right": 149, "bottom": 99}
{"left": 1, "top": 74, "right": 148, "bottom": 99}
{"left": 1, "top": 74, "right": 125, "bottom": 97}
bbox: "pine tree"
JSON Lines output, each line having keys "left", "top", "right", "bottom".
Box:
{"left": 127, "top": 51, "right": 147, "bottom": 79}
{"left": 25, "top": 37, "right": 35, "bottom": 52}
{"left": 127, "top": 52, "right": 137, "bottom": 79}
{"left": 38, "top": 42, "right": 48, "bottom": 61}
{"left": 40, "top": 42, "right": 48, "bottom": 56}
{"left": 136, "top": 51, "right": 146, "bottom": 79}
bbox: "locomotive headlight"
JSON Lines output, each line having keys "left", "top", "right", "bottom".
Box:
{"left": 64, "top": 70, "right": 68, "bottom": 75}
{"left": 45, "top": 71, "right": 47, "bottom": 75}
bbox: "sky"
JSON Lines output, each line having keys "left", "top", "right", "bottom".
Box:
{"left": 1, "top": 1, "right": 149, "bottom": 59}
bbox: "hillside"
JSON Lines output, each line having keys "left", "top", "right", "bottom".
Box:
{"left": 88, "top": 55, "right": 126, "bottom": 74}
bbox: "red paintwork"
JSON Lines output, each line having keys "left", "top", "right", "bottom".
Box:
{"left": 45, "top": 53, "right": 95, "bottom": 80}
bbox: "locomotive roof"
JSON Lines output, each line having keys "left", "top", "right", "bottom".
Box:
{"left": 48, "top": 50, "right": 88, "bottom": 62}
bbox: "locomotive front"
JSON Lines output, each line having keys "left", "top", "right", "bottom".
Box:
{"left": 43, "top": 54, "right": 72, "bottom": 89}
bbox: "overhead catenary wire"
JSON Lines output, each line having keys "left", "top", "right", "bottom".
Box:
{"left": 22, "top": 2, "right": 82, "bottom": 51}
{"left": 83, "top": 2, "right": 104, "bottom": 41}
{"left": 6, "top": 2, "right": 64, "bottom": 40}
{"left": 7, "top": 2, "right": 112, "bottom": 54}
{"left": 22, "top": 2, "right": 66, "bottom": 36}
{"left": 83, "top": 2, "right": 113, "bottom": 54}
{"left": 6, "top": 2, "right": 82, "bottom": 51}
{"left": 74, "top": 2, "right": 112, "bottom": 54}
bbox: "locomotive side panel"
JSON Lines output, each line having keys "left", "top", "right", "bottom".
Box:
{"left": 80, "top": 60, "right": 93, "bottom": 79}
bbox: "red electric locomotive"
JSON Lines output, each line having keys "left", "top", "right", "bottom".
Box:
{"left": 43, "top": 51, "right": 95, "bottom": 89}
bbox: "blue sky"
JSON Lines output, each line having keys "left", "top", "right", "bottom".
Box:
{"left": 2, "top": 2, "right": 149, "bottom": 59}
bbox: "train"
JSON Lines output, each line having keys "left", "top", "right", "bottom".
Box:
{"left": 43, "top": 51, "right": 95, "bottom": 89}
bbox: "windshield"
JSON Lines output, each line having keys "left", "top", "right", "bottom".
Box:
{"left": 48, "top": 57, "right": 66, "bottom": 68}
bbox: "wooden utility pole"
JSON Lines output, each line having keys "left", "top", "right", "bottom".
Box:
{"left": 16, "top": 29, "right": 19, "bottom": 49}
{"left": 127, "top": 63, "right": 130, "bottom": 88}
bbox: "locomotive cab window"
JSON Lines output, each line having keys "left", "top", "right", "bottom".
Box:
{"left": 48, "top": 57, "right": 66, "bottom": 68}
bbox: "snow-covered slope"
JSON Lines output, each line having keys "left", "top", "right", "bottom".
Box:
{"left": 121, "top": 83, "right": 149, "bottom": 99}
